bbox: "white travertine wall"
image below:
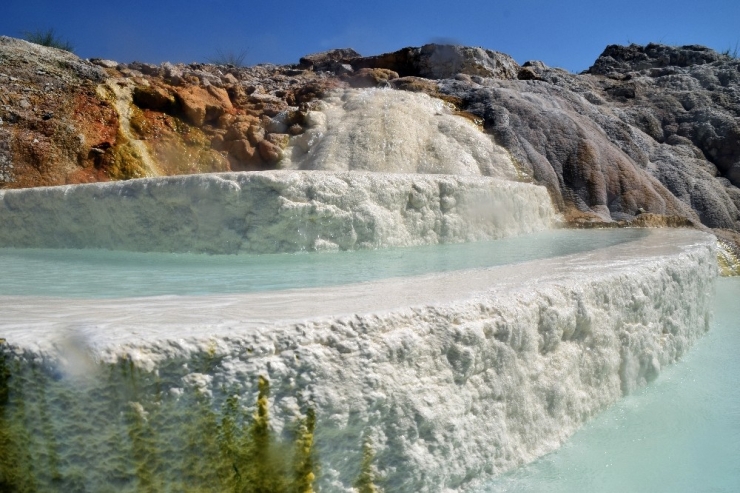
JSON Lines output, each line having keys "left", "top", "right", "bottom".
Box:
{"left": 0, "top": 171, "right": 554, "bottom": 254}
{"left": 280, "top": 88, "right": 520, "bottom": 178}
{"left": 0, "top": 229, "right": 717, "bottom": 492}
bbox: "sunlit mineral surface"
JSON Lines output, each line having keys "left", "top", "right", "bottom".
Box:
{"left": 0, "top": 228, "right": 716, "bottom": 492}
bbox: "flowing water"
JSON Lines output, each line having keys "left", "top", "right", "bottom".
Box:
{"left": 0, "top": 228, "right": 646, "bottom": 298}
{"left": 477, "top": 277, "right": 740, "bottom": 493}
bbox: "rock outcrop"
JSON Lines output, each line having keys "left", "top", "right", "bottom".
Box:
{"left": 349, "top": 44, "right": 520, "bottom": 80}
{"left": 1, "top": 37, "right": 740, "bottom": 249}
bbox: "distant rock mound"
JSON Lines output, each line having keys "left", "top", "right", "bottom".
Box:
{"left": 349, "top": 43, "right": 520, "bottom": 80}
{"left": 588, "top": 43, "right": 725, "bottom": 75}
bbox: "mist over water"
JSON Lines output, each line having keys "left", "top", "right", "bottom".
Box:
{"left": 476, "top": 277, "right": 740, "bottom": 493}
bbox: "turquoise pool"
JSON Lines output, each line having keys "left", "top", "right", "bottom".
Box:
{"left": 477, "top": 277, "right": 740, "bottom": 493}
{"left": 0, "top": 229, "right": 646, "bottom": 298}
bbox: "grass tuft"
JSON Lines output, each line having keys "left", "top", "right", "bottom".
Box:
{"left": 208, "top": 48, "right": 248, "bottom": 67}
{"left": 721, "top": 41, "right": 739, "bottom": 59}
{"left": 22, "top": 28, "right": 74, "bottom": 52}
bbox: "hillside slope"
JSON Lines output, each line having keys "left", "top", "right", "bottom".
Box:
{"left": 1, "top": 37, "right": 739, "bottom": 248}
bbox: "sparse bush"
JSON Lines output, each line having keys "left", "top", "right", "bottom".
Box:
{"left": 23, "top": 28, "right": 74, "bottom": 52}
{"left": 721, "top": 42, "right": 738, "bottom": 59}
{"left": 208, "top": 48, "right": 248, "bottom": 67}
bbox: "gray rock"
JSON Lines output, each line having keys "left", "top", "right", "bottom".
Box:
{"left": 588, "top": 43, "right": 723, "bottom": 75}
{"left": 427, "top": 42, "right": 740, "bottom": 233}
{"left": 349, "top": 44, "right": 519, "bottom": 80}
{"left": 128, "top": 61, "right": 160, "bottom": 76}
{"left": 298, "top": 48, "right": 361, "bottom": 70}
{"left": 161, "top": 62, "right": 184, "bottom": 84}
{"left": 417, "top": 44, "right": 520, "bottom": 79}
{"left": 89, "top": 58, "right": 118, "bottom": 69}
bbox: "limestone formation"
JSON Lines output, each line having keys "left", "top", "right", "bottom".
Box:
{"left": 298, "top": 47, "right": 362, "bottom": 70}
{"left": 0, "top": 171, "right": 555, "bottom": 254}
{"left": 1, "top": 37, "right": 740, "bottom": 248}
{"left": 349, "top": 44, "right": 520, "bottom": 80}
{"left": 0, "top": 35, "right": 732, "bottom": 492}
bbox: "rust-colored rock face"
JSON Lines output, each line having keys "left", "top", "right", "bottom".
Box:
{"left": 0, "top": 37, "right": 108, "bottom": 187}
{"left": 0, "top": 37, "right": 350, "bottom": 187}
{"left": 173, "top": 85, "right": 233, "bottom": 127}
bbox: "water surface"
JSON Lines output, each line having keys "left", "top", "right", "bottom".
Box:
{"left": 0, "top": 229, "right": 646, "bottom": 298}
{"left": 476, "top": 277, "right": 740, "bottom": 493}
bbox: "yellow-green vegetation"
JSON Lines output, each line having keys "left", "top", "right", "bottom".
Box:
{"left": 218, "top": 376, "right": 293, "bottom": 493}
{"left": 717, "top": 240, "right": 740, "bottom": 276}
{"left": 293, "top": 408, "right": 317, "bottom": 493}
{"left": 0, "top": 347, "right": 322, "bottom": 493}
{"left": 0, "top": 345, "right": 39, "bottom": 492}
{"left": 107, "top": 130, "right": 151, "bottom": 180}
{"left": 354, "top": 435, "right": 382, "bottom": 493}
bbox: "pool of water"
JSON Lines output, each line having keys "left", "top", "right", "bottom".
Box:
{"left": 0, "top": 229, "right": 646, "bottom": 298}
{"left": 476, "top": 277, "right": 740, "bottom": 493}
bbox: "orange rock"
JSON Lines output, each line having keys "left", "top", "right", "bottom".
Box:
{"left": 207, "top": 86, "right": 232, "bottom": 107}
{"left": 133, "top": 84, "right": 176, "bottom": 111}
{"left": 235, "top": 112, "right": 260, "bottom": 124}
{"left": 293, "top": 79, "right": 346, "bottom": 104}
{"left": 224, "top": 121, "right": 251, "bottom": 141}
{"left": 261, "top": 103, "right": 288, "bottom": 117}
{"left": 228, "top": 139, "right": 258, "bottom": 162}
{"left": 258, "top": 139, "right": 282, "bottom": 163}
{"left": 217, "top": 112, "right": 236, "bottom": 129}
{"left": 247, "top": 125, "right": 265, "bottom": 146}
{"left": 346, "top": 68, "right": 399, "bottom": 88}
{"left": 211, "top": 134, "right": 226, "bottom": 151}
{"left": 174, "top": 85, "right": 234, "bottom": 127}
{"left": 391, "top": 76, "right": 439, "bottom": 96}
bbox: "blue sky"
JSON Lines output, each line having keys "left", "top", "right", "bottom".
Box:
{"left": 2, "top": 0, "right": 739, "bottom": 72}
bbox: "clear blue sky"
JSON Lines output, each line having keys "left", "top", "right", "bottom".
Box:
{"left": 2, "top": 0, "right": 739, "bottom": 72}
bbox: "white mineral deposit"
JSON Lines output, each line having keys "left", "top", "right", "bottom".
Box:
{"left": 0, "top": 84, "right": 729, "bottom": 492}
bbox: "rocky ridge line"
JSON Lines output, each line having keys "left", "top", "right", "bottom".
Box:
{"left": 1, "top": 36, "right": 740, "bottom": 251}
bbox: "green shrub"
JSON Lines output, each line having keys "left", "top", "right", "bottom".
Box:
{"left": 721, "top": 41, "right": 739, "bottom": 59}
{"left": 23, "top": 29, "right": 74, "bottom": 52}
{"left": 208, "top": 48, "right": 248, "bottom": 67}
